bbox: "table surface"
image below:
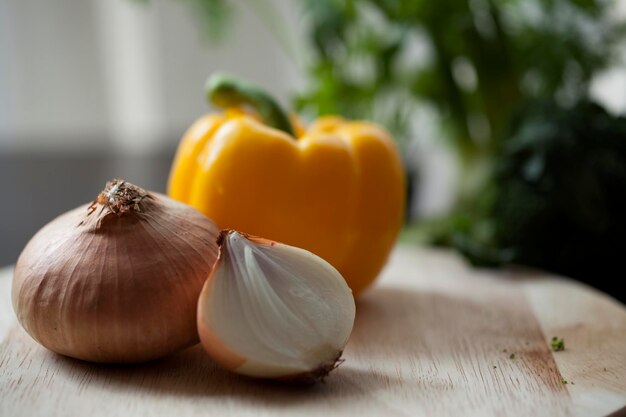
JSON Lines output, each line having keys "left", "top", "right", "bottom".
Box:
{"left": 1, "top": 246, "right": 625, "bottom": 417}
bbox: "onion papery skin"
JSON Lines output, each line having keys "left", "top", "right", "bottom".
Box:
{"left": 12, "top": 182, "right": 219, "bottom": 363}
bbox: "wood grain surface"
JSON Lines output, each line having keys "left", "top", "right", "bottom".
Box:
{"left": 1, "top": 246, "right": 625, "bottom": 417}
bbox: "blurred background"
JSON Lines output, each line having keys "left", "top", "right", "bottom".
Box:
{"left": 0, "top": 0, "right": 303, "bottom": 266}
{"left": 1, "top": 0, "right": 626, "bottom": 298}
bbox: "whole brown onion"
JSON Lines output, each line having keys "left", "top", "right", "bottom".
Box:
{"left": 12, "top": 179, "right": 219, "bottom": 363}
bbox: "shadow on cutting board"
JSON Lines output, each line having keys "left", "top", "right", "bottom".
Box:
{"left": 36, "top": 287, "right": 491, "bottom": 403}
{"left": 45, "top": 344, "right": 403, "bottom": 403}
{"left": 36, "top": 284, "right": 565, "bottom": 402}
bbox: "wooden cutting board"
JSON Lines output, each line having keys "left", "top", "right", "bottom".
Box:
{"left": 1, "top": 246, "right": 625, "bottom": 417}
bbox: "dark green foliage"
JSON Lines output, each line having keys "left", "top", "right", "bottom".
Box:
{"left": 297, "top": 0, "right": 625, "bottom": 158}
{"left": 451, "top": 101, "right": 626, "bottom": 298}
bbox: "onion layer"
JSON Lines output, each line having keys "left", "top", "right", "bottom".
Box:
{"left": 197, "top": 230, "right": 356, "bottom": 381}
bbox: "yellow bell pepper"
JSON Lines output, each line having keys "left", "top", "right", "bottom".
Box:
{"left": 168, "top": 74, "right": 405, "bottom": 295}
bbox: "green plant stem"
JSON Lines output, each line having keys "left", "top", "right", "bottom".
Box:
{"left": 206, "top": 73, "right": 295, "bottom": 137}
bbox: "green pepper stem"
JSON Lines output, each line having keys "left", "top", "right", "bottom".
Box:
{"left": 206, "top": 73, "right": 295, "bottom": 137}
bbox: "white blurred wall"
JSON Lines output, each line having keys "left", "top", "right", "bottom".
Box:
{"left": 0, "top": 0, "right": 304, "bottom": 153}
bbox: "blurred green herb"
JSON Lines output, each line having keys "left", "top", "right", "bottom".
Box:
{"left": 187, "top": 0, "right": 233, "bottom": 40}
{"left": 296, "top": 0, "right": 625, "bottom": 170}
{"left": 551, "top": 337, "right": 565, "bottom": 352}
